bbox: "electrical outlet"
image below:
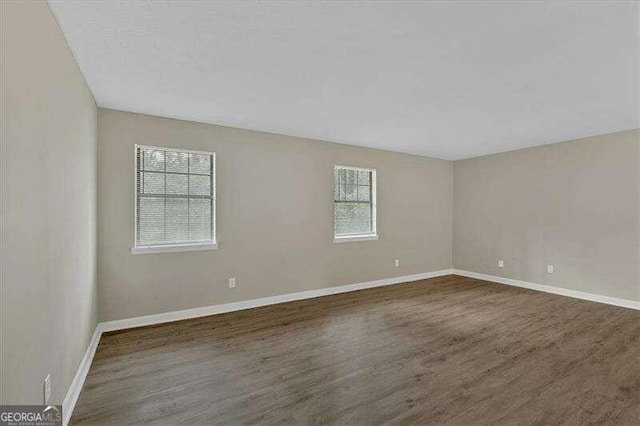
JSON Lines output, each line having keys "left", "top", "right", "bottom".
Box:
{"left": 497, "top": 260, "right": 504, "bottom": 268}
{"left": 228, "top": 277, "right": 236, "bottom": 288}
{"left": 547, "top": 265, "right": 554, "bottom": 274}
{"left": 44, "top": 374, "right": 51, "bottom": 404}
{"left": 394, "top": 259, "right": 400, "bottom": 267}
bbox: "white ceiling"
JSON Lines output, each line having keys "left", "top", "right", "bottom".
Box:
{"left": 48, "top": 1, "right": 639, "bottom": 160}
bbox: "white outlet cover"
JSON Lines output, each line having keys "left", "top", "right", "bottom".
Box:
{"left": 229, "top": 277, "right": 236, "bottom": 288}
{"left": 44, "top": 374, "right": 51, "bottom": 404}
{"left": 547, "top": 265, "right": 554, "bottom": 274}
{"left": 497, "top": 260, "right": 504, "bottom": 268}
{"left": 395, "top": 259, "right": 400, "bottom": 267}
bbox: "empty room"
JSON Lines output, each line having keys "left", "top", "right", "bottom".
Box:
{"left": 1, "top": 0, "right": 639, "bottom": 425}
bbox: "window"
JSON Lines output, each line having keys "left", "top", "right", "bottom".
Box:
{"left": 334, "top": 165, "right": 377, "bottom": 242}
{"left": 133, "top": 145, "right": 216, "bottom": 254}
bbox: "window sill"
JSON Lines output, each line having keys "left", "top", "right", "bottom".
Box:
{"left": 131, "top": 242, "right": 218, "bottom": 255}
{"left": 334, "top": 234, "right": 379, "bottom": 243}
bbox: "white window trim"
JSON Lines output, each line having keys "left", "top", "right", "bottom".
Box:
{"left": 131, "top": 242, "right": 218, "bottom": 255}
{"left": 132, "top": 144, "right": 217, "bottom": 254}
{"left": 334, "top": 234, "right": 379, "bottom": 243}
{"left": 333, "top": 165, "right": 378, "bottom": 243}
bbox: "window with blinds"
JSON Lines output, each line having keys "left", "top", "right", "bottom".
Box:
{"left": 135, "top": 145, "right": 215, "bottom": 250}
{"left": 334, "top": 165, "right": 377, "bottom": 239}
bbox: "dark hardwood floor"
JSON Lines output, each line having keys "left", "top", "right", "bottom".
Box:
{"left": 71, "top": 275, "right": 640, "bottom": 425}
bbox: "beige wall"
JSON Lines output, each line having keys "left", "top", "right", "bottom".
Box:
{"left": 454, "top": 130, "right": 640, "bottom": 301}
{"left": 97, "top": 109, "right": 453, "bottom": 321}
{"left": 0, "top": 1, "right": 98, "bottom": 404}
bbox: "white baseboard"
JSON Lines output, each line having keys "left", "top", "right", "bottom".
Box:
{"left": 100, "top": 269, "right": 454, "bottom": 332}
{"left": 452, "top": 269, "right": 640, "bottom": 311}
{"left": 62, "top": 269, "right": 452, "bottom": 423}
{"left": 62, "top": 324, "right": 103, "bottom": 426}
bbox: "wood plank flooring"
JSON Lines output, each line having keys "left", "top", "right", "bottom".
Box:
{"left": 70, "top": 275, "right": 640, "bottom": 425}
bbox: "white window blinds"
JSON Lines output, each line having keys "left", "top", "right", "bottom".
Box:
{"left": 135, "top": 145, "right": 215, "bottom": 248}
{"left": 334, "top": 166, "right": 377, "bottom": 237}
